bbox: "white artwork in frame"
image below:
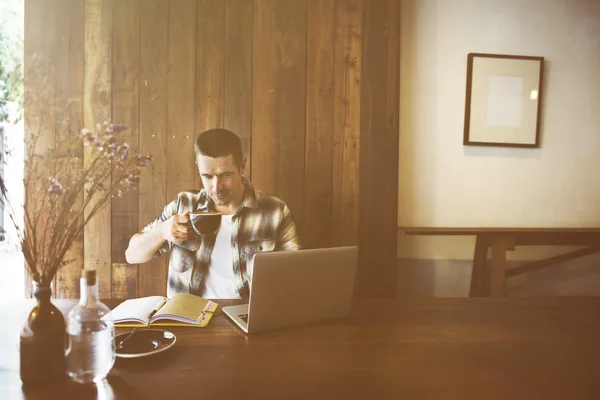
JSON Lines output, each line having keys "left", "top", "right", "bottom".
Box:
{"left": 463, "top": 53, "right": 544, "bottom": 148}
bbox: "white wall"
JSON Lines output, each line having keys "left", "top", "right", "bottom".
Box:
{"left": 398, "top": 0, "right": 600, "bottom": 262}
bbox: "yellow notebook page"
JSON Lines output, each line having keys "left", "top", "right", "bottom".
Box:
{"left": 152, "top": 293, "right": 212, "bottom": 322}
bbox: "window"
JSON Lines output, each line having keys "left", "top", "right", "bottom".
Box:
{"left": 0, "top": 125, "right": 4, "bottom": 242}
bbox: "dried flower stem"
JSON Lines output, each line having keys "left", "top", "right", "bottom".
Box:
{"left": 0, "top": 120, "right": 152, "bottom": 285}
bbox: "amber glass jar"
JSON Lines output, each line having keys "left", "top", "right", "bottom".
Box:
{"left": 20, "top": 282, "right": 66, "bottom": 384}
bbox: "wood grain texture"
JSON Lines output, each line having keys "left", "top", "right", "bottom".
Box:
{"left": 54, "top": 157, "right": 84, "bottom": 299}
{"left": 507, "top": 245, "right": 600, "bottom": 278}
{"left": 53, "top": 0, "right": 84, "bottom": 299}
{"left": 55, "top": 0, "right": 85, "bottom": 155}
{"left": 224, "top": 0, "right": 253, "bottom": 179}
{"left": 240, "top": 137, "right": 251, "bottom": 180}
{"left": 111, "top": 0, "right": 140, "bottom": 297}
{"left": 332, "top": 0, "right": 361, "bottom": 247}
{"left": 399, "top": 227, "right": 600, "bottom": 235}
{"left": 23, "top": 0, "right": 403, "bottom": 298}
{"left": 23, "top": 0, "right": 58, "bottom": 297}
{"left": 357, "top": 0, "right": 399, "bottom": 296}
{"left": 6, "top": 297, "right": 600, "bottom": 398}
{"left": 304, "top": 0, "right": 335, "bottom": 249}
{"left": 252, "top": 0, "right": 307, "bottom": 239}
{"left": 490, "top": 236, "right": 512, "bottom": 297}
{"left": 111, "top": 263, "right": 137, "bottom": 299}
{"left": 167, "top": 0, "right": 197, "bottom": 199}
{"left": 84, "top": 0, "right": 113, "bottom": 298}
{"left": 469, "top": 235, "right": 489, "bottom": 297}
{"left": 195, "top": 0, "right": 226, "bottom": 190}
{"left": 138, "top": 0, "right": 169, "bottom": 297}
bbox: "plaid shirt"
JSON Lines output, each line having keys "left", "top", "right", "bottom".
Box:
{"left": 140, "top": 178, "right": 302, "bottom": 299}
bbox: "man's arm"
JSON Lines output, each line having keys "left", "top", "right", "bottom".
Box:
{"left": 125, "top": 212, "right": 191, "bottom": 264}
{"left": 276, "top": 205, "right": 302, "bottom": 251}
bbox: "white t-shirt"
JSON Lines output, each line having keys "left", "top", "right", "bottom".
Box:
{"left": 200, "top": 215, "right": 241, "bottom": 299}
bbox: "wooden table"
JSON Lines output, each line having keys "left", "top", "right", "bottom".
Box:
{"left": 2, "top": 297, "right": 600, "bottom": 399}
{"left": 398, "top": 227, "right": 600, "bottom": 297}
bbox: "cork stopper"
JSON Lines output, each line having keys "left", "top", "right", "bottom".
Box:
{"left": 82, "top": 269, "right": 96, "bottom": 285}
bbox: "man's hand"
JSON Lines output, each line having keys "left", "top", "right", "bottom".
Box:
{"left": 161, "top": 212, "right": 191, "bottom": 242}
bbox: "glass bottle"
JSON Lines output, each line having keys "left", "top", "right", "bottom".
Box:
{"left": 20, "top": 281, "right": 66, "bottom": 384}
{"left": 66, "top": 269, "right": 116, "bottom": 384}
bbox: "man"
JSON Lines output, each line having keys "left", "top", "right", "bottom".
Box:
{"left": 125, "top": 128, "right": 301, "bottom": 299}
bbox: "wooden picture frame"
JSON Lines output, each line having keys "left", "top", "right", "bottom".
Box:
{"left": 463, "top": 53, "right": 544, "bottom": 148}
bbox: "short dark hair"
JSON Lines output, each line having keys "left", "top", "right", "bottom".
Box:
{"left": 194, "top": 128, "right": 243, "bottom": 168}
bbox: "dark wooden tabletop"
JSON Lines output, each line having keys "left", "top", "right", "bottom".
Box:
{"left": 398, "top": 226, "right": 600, "bottom": 235}
{"left": 2, "top": 297, "right": 600, "bottom": 399}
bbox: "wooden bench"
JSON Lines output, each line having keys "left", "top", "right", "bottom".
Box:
{"left": 398, "top": 227, "right": 600, "bottom": 297}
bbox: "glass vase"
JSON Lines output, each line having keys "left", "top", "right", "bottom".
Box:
{"left": 19, "top": 281, "right": 66, "bottom": 384}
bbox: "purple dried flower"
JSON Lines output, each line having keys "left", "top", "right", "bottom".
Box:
{"left": 104, "top": 143, "right": 117, "bottom": 157}
{"left": 115, "top": 144, "right": 129, "bottom": 162}
{"left": 48, "top": 184, "right": 63, "bottom": 195}
{"left": 127, "top": 174, "right": 140, "bottom": 184}
{"left": 48, "top": 177, "right": 64, "bottom": 195}
{"left": 84, "top": 134, "right": 97, "bottom": 147}
{"left": 112, "top": 124, "right": 127, "bottom": 133}
{"left": 136, "top": 155, "right": 153, "bottom": 167}
{"left": 94, "top": 139, "right": 104, "bottom": 151}
{"left": 8, "top": 119, "right": 155, "bottom": 286}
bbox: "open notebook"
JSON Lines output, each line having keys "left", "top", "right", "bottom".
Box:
{"left": 105, "top": 293, "right": 218, "bottom": 328}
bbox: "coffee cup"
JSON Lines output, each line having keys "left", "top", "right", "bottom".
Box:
{"left": 189, "top": 212, "right": 222, "bottom": 235}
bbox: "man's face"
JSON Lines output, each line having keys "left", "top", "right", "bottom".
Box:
{"left": 196, "top": 154, "right": 245, "bottom": 207}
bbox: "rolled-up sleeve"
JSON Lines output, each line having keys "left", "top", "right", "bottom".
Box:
{"left": 276, "top": 205, "right": 302, "bottom": 251}
{"left": 140, "top": 198, "right": 179, "bottom": 257}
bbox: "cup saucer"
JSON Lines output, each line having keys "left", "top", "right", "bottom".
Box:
{"left": 115, "top": 329, "right": 176, "bottom": 358}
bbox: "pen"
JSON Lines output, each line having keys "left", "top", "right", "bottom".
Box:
{"left": 118, "top": 327, "right": 138, "bottom": 349}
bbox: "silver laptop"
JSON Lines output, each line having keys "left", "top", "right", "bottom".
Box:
{"left": 222, "top": 246, "right": 358, "bottom": 334}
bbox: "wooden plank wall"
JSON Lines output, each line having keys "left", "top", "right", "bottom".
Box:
{"left": 111, "top": 0, "right": 140, "bottom": 299}
{"left": 23, "top": 0, "right": 58, "bottom": 297}
{"left": 252, "top": 0, "right": 307, "bottom": 242}
{"left": 54, "top": 0, "right": 85, "bottom": 299}
{"left": 83, "top": 0, "right": 113, "bottom": 297}
{"left": 24, "top": 0, "right": 400, "bottom": 299}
